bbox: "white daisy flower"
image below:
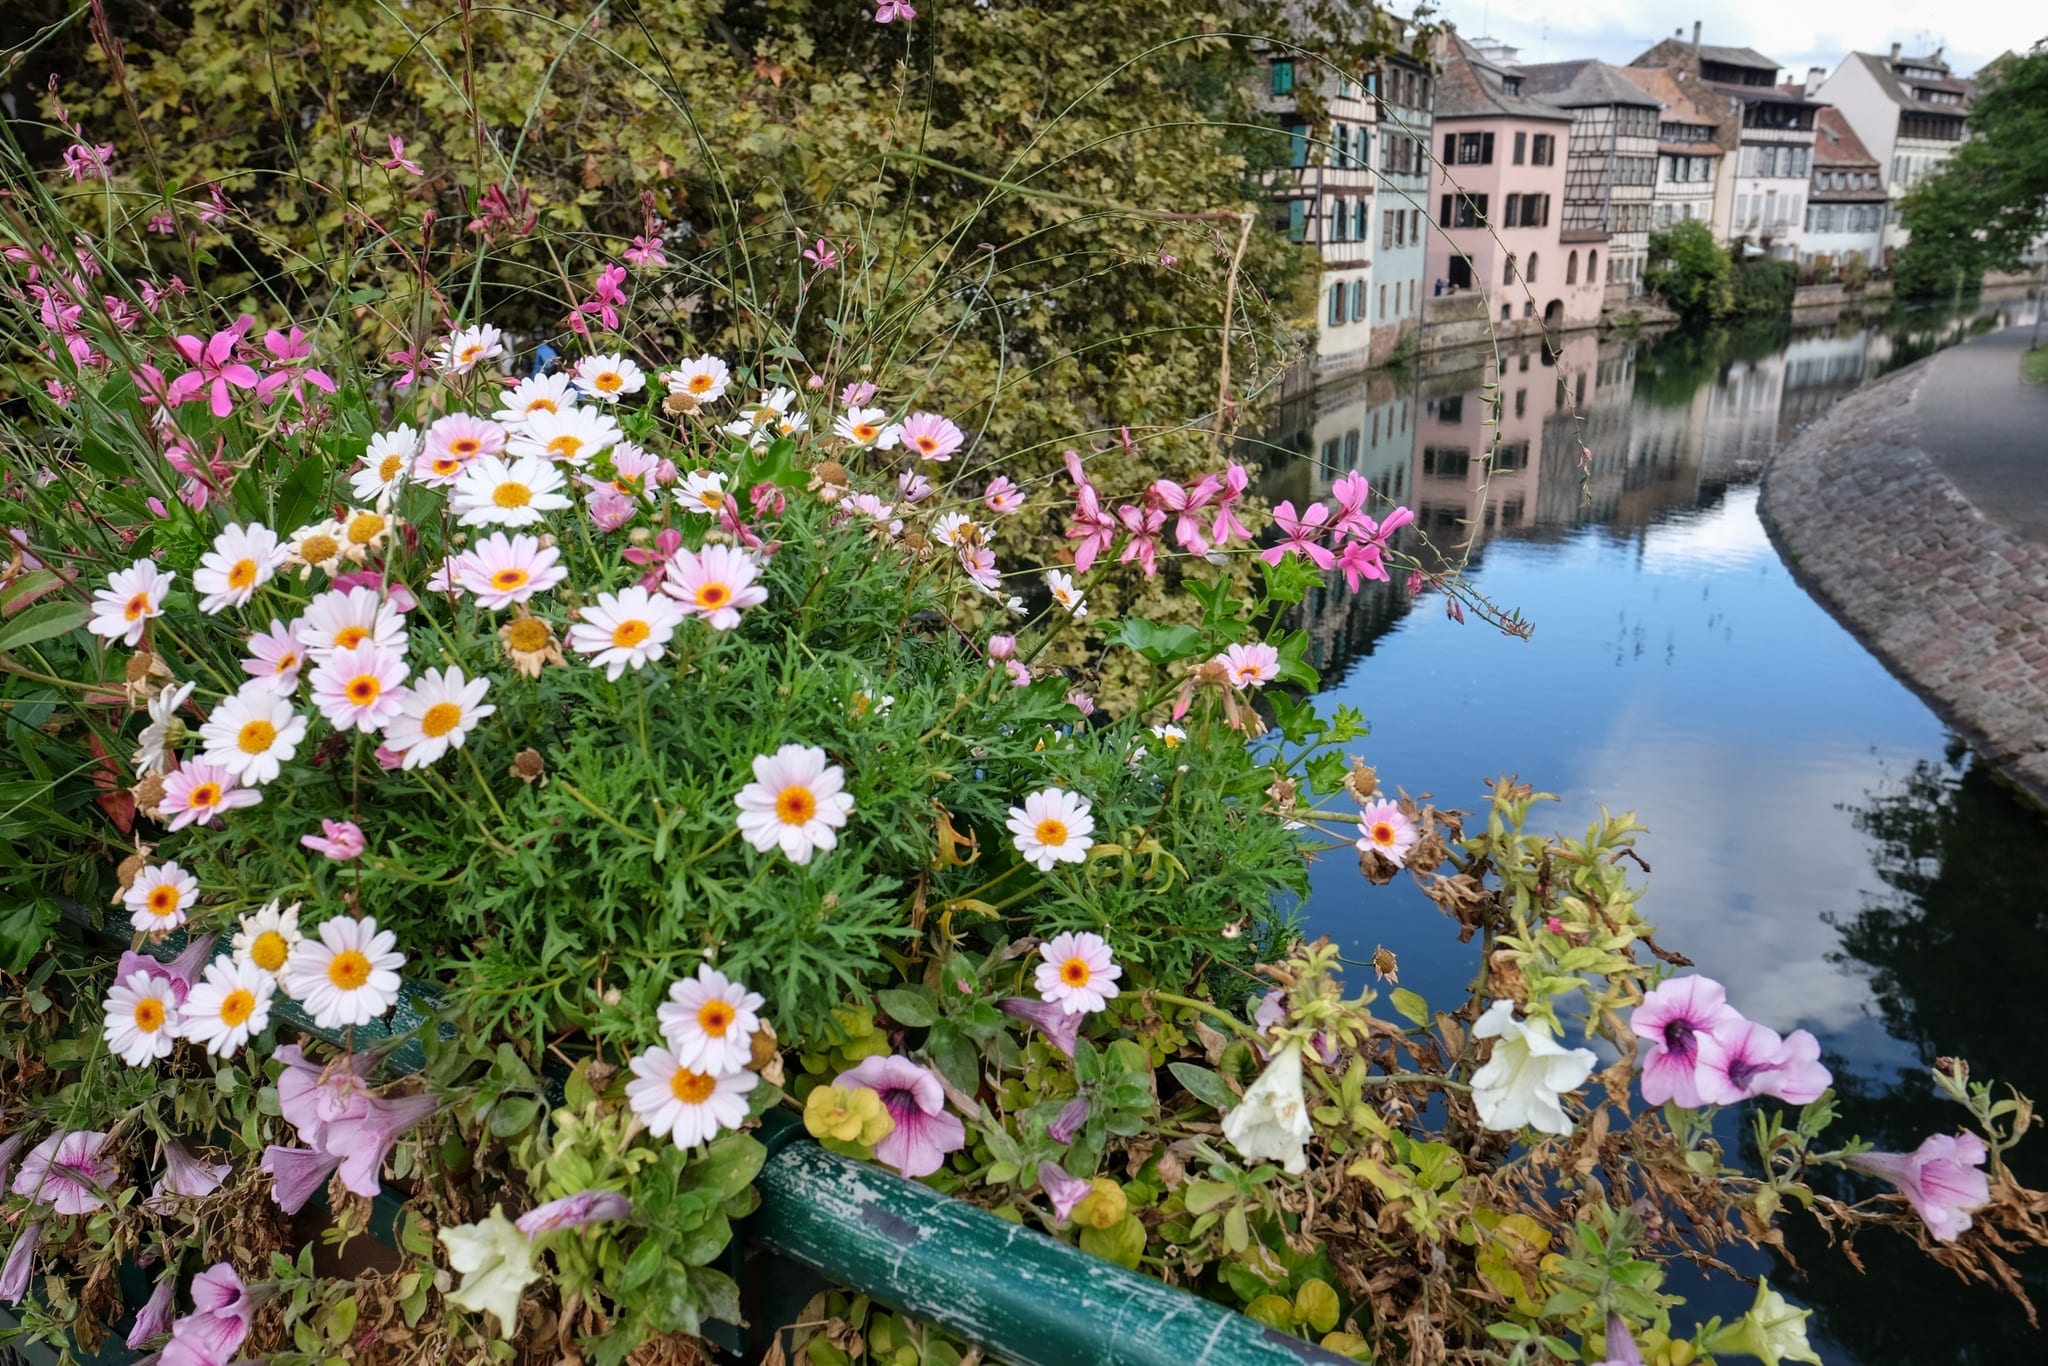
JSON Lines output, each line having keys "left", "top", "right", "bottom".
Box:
{"left": 417, "top": 413, "right": 507, "bottom": 486}
{"left": 180, "top": 959, "right": 276, "bottom": 1057}
{"left": 1033, "top": 930, "right": 1122, "bottom": 1015}
{"left": 103, "top": 969, "right": 180, "bottom": 1067}
{"left": 351, "top": 425, "right": 420, "bottom": 502}
{"left": 733, "top": 744, "right": 854, "bottom": 866}
{"left": 662, "top": 544, "right": 768, "bottom": 631}
{"left": 931, "top": 511, "right": 984, "bottom": 549}
{"left": 282, "top": 520, "right": 347, "bottom": 580}
{"left": 197, "top": 681, "right": 308, "bottom": 785}
{"left": 337, "top": 507, "right": 394, "bottom": 562}
{"left": 660, "top": 355, "right": 730, "bottom": 404}
{"left": 123, "top": 860, "right": 199, "bottom": 935}
{"left": 625, "top": 1043, "right": 758, "bottom": 1150}
{"left": 284, "top": 914, "right": 406, "bottom": 1029}
{"left": 135, "top": 680, "right": 196, "bottom": 775}
{"left": 1006, "top": 788, "right": 1095, "bottom": 872}
{"left": 566, "top": 586, "right": 686, "bottom": 680}
{"left": 492, "top": 373, "right": 578, "bottom": 428}
{"left": 657, "top": 966, "right": 767, "bottom": 1075}
{"left": 300, "top": 586, "right": 408, "bottom": 657}
{"left": 722, "top": 387, "right": 798, "bottom": 447}
{"left": 308, "top": 642, "right": 410, "bottom": 733}
{"left": 831, "top": 406, "right": 888, "bottom": 447}
{"left": 160, "top": 760, "right": 261, "bottom": 830}
{"left": 192, "top": 523, "right": 287, "bottom": 615}
{"left": 454, "top": 532, "right": 568, "bottom": 609}
{"left": 233, "top": 900, "right": 302, "bottom": 981}
{"left": 240, "top": 619, "right": 307, "bottom": 691}
{"left": 571, "top": 353, "right": 646, "bottom": 403}
{"left": 674, "top": 470, "right": 729, "bottom": 517}
{"left": 437, "top": 323, "right": 505, "bottom": 375}
{"left": 1149, "top": 724, "right": 1187, "bottom": 750}
{"left": 383, "top": 666, "right": 495, "bottom": 770}
{"left": 450, "top": 455, "right": 570, "bottom": 529}
{"left": 1047, "top": 569, "right": 1087, "bottom": 618}
{"left": 87, "top": 558, "right": 175, "bottom": 647}
{"left": 506, "top": 406, "right": 622, "bottom": 467}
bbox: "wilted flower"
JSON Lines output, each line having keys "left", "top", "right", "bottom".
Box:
{"left": 126, "top": 1274, "right": 178, "bottom": 1347}
{"left": 1846, "top": 1132, "right": 1991, "bottom": 1242}
{"left": 1221, "top": 1042, "right": 1313, "bottom": 1174}
{"left": 1046, "top": 1097, "right": 1091, "bottom": 1145}
{"left": 515, "top": 1189, "right": 634, "bottom": 1237}
{"left": 1704, "top": 1278, "right": 1821, "bottom": 1366}
{"left": 999, "top": 995, "right": 1086, "bottom": 1057}
{"left": 1037, "top": 1161, "right": 1093, "bottom": 1225}
{"left": 1, "top": 1222, "right": 42, "bottom": 1304}
{"left": 441, "top": 1207, "right": 538, "bottom": 1336}
{"left": 1469, "top": 1000, "right": 1596, "bottom": 1136}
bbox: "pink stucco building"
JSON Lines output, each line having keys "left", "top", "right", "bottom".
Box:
{"left": 1426, "top": 34, "right": 1604, "bottom": 336}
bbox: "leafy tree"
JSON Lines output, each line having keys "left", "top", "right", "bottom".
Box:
{"left": 1643, "top": 219, "right": 1733, "bottom": 319}
{"left": 1893, "top": 41, "right": 2048, "bottom": 298}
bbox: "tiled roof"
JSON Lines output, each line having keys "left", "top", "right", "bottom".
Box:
{"left": 1848, "top": 51, "right": 1973, "bottom": 111}
{"left": 1430, "top": 32, "right": 1574, "bottom": 122}
{"left": 1812, "top": 108, "right": 1877, "bottom": 167}
{"left": 1517, "top": 59, "right": 1662, "bottom": 108}
{"left": 1612, "top": 66, "right": 1718, "bottom": 123}
{"left": 1698, "top": 44, "right": 1781, "bottom": 71}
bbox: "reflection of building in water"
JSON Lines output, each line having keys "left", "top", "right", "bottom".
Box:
{"left": 1777, "top": 325, "right": 1879, "bottom": 439}
{"left": 1700, "top": 350, "right": 1784, "bottom": 474}
{"left": 1409, "top": 344, "right": 1553, "bottom": 560}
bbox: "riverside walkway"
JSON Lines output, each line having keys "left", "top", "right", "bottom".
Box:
{"left": 1761, "top": 323, "right": 2048, "bottom": 806}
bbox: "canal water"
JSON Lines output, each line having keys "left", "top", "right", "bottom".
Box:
{"left": 1266, "top": 295, "right": 2048, "bottom": 1363}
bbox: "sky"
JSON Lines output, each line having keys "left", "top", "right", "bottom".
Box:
{"left": 1431, "top": 0, "right": 2044, "bottom": 80}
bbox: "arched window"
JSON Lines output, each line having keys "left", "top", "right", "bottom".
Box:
{"left": 1503, "top": 253, "right": 1517, "bottom": 286}
{"left": 1566, "top": 250, "right": 1578, "bottom": 285}
{"left": 1587, "top": 249, "right": 1599, "bottom": 282}
{"left": 1526, "top": 252, "right": 1539, "bottom": 284}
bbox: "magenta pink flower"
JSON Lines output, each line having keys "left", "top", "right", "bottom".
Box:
{"left": 1210, "top": 463, "right": 1253, "bottom": 546}
{"left": 301, "top": 818, "right": 366, "bottom": 861}
{"left": 1116, "top": 502, "right": 1167, "bottom": 577}
{"left": 1631, "top": 976, "right": 1743, "bottom": 1109}
{"left": 275, "top": 1043, "right": 376, "bottom": 1148}
{"left": 62, "top": 142, "right": 114, "bottom": 182}
{"left": 1695, "top": 1020, "right": 1832, "bottom": 1106}
{"left": 987, "top": 634, "right": 1018, "bottom": 663}
{"left": 625, "top": 527, "right": 684, "bottom": 591}
{"left": 255, "top": 326, "right": 336, "bottom": 405}
{"left": 1261, "top": 500, "right": 1335, "bottom": 570}
{"left": 379, "top": 135, "right": 423, "bottom": 176}
{"left": 624, "top": 234, "right": 668, "bottom": 269}
{"left": 1847, "top": 1132, "right": 1991, "bottom": 1242}
{"left": 148, "top": 213, "right": 175, "bottom": 234}
{"left": 1037, "top": 1161, "right": 1092, "bottom": 1225}
{"left": 874, "top": 1, "right": 917, "bottom": 24}
{"left": 161, "top": 1262, "right": 255, "bottom": 1366}
{"left": 898, "top": 469, "right": 933, "bottom": 503}
{"left": 1334, "top": 539, "right": 1388, "bottom": 591}
{"left": 11, "top": 1130, "right": 112, "bottom": 1215}
{"left": 1066, "top": 482, "right": 1119, "bottom": 574}
{"left": 1328, "top": 471, "right": 1376, "bottom": 542}
{"left": 749, "top": 481, "right": 788, "bottom": 516}
{"left": 835, "top": 1055, "right": 965, "bottom": 1179}
{"left": 127, "top": 1274, "right": 177, "bottom": 1348}
{"left": 586, "top": 487, "right": 637, "bottom": 532}
{"left": 1154, "top": 476, "right": 1221, "bottom": 554}
{"left": 574, "top": 264, "right": 629, "bottom": 333}
{"left": 842, "top": 380, "right": 878, "bottom": 407}
{"left": 998, "top": 996, "right": 1084, "bottom": 1057}
{"left": 802, "top": 238, "right": 841, "bottom": 271}
{"left": 516, "top": 1189, "right": 633, "bottom": 1237}
{"left": 259, "top": 1144, "right": 342, "bottom": 1215}
{"left": 167, "top": 320, "right": 260, "bottom": 418}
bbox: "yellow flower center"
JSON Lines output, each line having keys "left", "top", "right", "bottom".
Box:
{"left": 1160, "top": 732, "right": 1181, "bottom": 749}
{"left": 300, "top": 533, "right": 339, "bottom": 564}
{"left": 1061, "top": 957, "right": 1091, "bottom": 987}
{"left": 227, "top": 558, "right": 258, "bottom": 589}
{"left": 688, "top": 373, "right": 715, "bottom": 394}
{"left": 219, "top": 988, "right": 256, "bottom": 1028}
{"left": 775, "top": 785, "right": 817, "bottom": 825}
{"left": 696, "top": 583, "right": 731, "bottom": 609}
{"left": 491, "top": 568, "right": 531, "bottom": 591}
{"left": 327, "top": 949, "right": 371, "bottom": 990}
{"left": 593, "top": 371, "right": 623, "bottom": 392}
{"left": 458, "top": 344, "right": 484, "bottom": 364}
{"left": 506, "top": 618, "right": 551, "bottom": 652}
{"left": 187, "top": 782, "right": 222, "bottom": 809}
{"left": 333, "top": 624, "right": 370, "bottom": 650}
{"left": 133, "top": 997, "right": 165, "bottom": 1032}
{"left": 379, "top": 454, "right": 405, "bottom": 481}
{"left": 527, "top": 398, "right": 558, "bottom": 414}
{"left": 698, "top": 490, "right": 725, "bottom": 512}
{"left": 419, "top": 702, "right": 463, "bottom": 738}
{"left": 493, "top": 482, "right": 532, "bottom": 509}
{"left": 670, "top": 1067, "right": 717, "bottom": 1103}
{"left": 273, "top": 651, "right": 299, "bottom": 675}
{"left": 697, "top": 1002, "right": 736, "bottom": 1037}
{"left": 147, "top": 885, "right": 180, "bottom": 917}
{"left": 236, "top": 718, "right": 277, "bottom": 754}
{"left": 430, "top": 458, "right": 461, "bottom": 477}
{"left": 610, "top": 619, "right": 651, "bottom": 649}
{"left": 251, "top": 930, "right": 290, "bottom": 971}
{"left": 1035, "top": 818, "right": 1068, "bottom": 848}
{"left": 346, "top": 675, "right": 381, "bottom": 706}
{"left": 347, "top": 513, "right": 385, "bottom": 545}
{"left": 124, "top": 592, "right": 153, "bottom": 620}
{"left": 853, "top": 423, "right": 879, "bottom": 443}
{"left": 546, "top": 436, "right": 584, "bottom": 461}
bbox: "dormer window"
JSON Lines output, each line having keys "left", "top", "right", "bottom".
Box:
{"left": 1502, "top": 75, "right": 1522, "bottom": 94}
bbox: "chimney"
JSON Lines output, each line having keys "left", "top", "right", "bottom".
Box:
{"left": 1805, "top": 65, "right": 1827, "bottom": 96}
{"left": 1890, "top": 42, "right": 1901, "bottom": 61}
{"left": 1692, "top": 21, "right": 1702, "bottom": 50}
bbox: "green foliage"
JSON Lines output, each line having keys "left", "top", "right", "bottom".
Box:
{"left": 1644, "top": 220, "right": 1734, "bottom": 321}
{"left": 1895, "top": 42, "right": 2048, "bottom": 297}
{"left": 1730, "top": 257, "right": 1797, "bottom": 315}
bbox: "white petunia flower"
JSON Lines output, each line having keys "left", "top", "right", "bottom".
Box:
{"left": 506, "top": 406, "right": 621, "bottom": 468}
{"left": 625, "top": 1043, "right": 758, "bottom": 1150}
{"left": 197, "top": 681, "right": 308, "bottom": 785}
{"left": 87, "top": 558, "right": 175, "bottom": 647}
{"left": 135, "top": 680, "right": 196, "bottom": 775}
{"left": 1220, "top": 1042, "right": 1313, "bottom": 1175}
{"left": 193, "top": 523, "right": 287, "bottom": 614}
{"left": 233, "top": 899, "right": 302, "bottom": 981}
{"left": 180, "top": 959, "right": 276, "bottom": 1057}
{"left": 103, "top": 969, "right": 181, "bottom": 1067}
{"left": 733, "top": 744, "right": 855, "bottom": 866}
{"left": 492, "top": 373, "right": 578, "bottom": 428}
{"left": 1006, "top": 788, "right": 1095, "bottom": 872}
{"left": 1469, "top": 999, "right": 1598, "bottom": 1136}
{"left": 351, "top": 425, "right": 420, "bottom": 502}
{"left": 383, "top": 666, "right": 495, "bottom": 770}
{"left": 450, "top": 455, "right": 570, "bottom": 528}
{"left": 657, "top": 966, "right": 767, "bottom": 1075}
{"left": 566, "top": 586, "right": 686, "bottom": 680}
{"left": 300, "top": 586, "right": 408, "bottom": 657}
{"left": 571, "top": 353, "right": 646, "bottom": 403}
{"left": 123, "top": 860, "right": 198, "bottom": 935}
{"left": 284, "top": 914, "right": 406, "bottom": 1029}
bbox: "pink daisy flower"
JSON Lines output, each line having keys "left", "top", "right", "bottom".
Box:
{"left": 1356, "top": 800, "right": 1419, "bottom": 868}
{"left": 160, "top": 760, "right": 261, "bottom": 830}
{"left": 1034, "top": 931, "right": 1122, "bottom": 1015}
{"left": 884, "top": 412, "right": 964, "bottom": 462}
{"left": 301, "top": 819, "right": 367, "bottom": 860}
{"left": 416, "top": 413, "right": 506, "bottom": 486}
{"left": 984, "top": 476, "right": 1027, "bottom": 515}
{"left": 455, "top": 532, "right": 568, "bottom": 609}
{"left": 241, "top": 618, "right": 307, "bottom": 690}
{"left": 664, "top": 544, "right": 769, "bottom": 631}
{"left": 1217, "top": 641, "right": 1280, "bottom": 689}
{"left": 308, "top": 642, "right": 410, "bottom": 733}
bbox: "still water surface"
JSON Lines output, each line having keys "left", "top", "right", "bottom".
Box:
{"left": 1265, "top": 297, "right": 2048, "bottom": 1363}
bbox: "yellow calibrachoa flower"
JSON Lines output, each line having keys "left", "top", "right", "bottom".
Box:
{"left": 803, "top": 1084, "right": 894, "bottom": 1147}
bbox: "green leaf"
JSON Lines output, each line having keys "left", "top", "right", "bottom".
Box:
{"left": 1294, "top": 1278, "right": 1340, "bottom": 1335}
{"left": 876, "top": 987, "right": 938, "bottom": 1027}
{"left": 1181, "top": 1179, "right": 1236, "bottom": 1215}
{"left": 690, "top": 1134, "right": 766, "bottom": 1203}
{"left": 1167, "top": 1062, "right": 1239, "bottom": 1113}
{"left": 1389, "top": 989, "right": 1429, "bottom": 1027}
{"left": 273, "top": 448, "right": 330, "bottom": 533}
{"left": 0, "top": 896, "right": 58, "bottom": 974}
{"left": 1077, "top": 1212, "right": 1146, "bottom": 1270}
{"left": 1113, "top": 618, "right": 1203, "bottom": 664}
{"left": 0, "top": 600, "right": 91, "bottom": 655}
{"left": 1244, "top": 1295, "right": 1296, "bottom": 1330}
{"left": 75, "top": 436, "right": 130, "bottom": 481}
{"left": 487, "top": 1096, "right": 539, "bottom": 1139}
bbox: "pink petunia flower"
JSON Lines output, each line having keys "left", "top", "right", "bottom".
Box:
{"left": 516, "top": 1189, "right": 633, "bottom": 1237}
{"left": 999, "top": 996, "right": 1085, "bottom": 1057}
{"left": 126, "top": 1275, "right": 177, "bottom": 1348}
{"left": 259, "top": 1144, "right": 343, "bottom": 1215}
{"left": 1037, "top": 1161, "right": 1093, "bottom": 1225}
{"left": 834, "top": 1055, "right": 965, "bottom": 1179}
{"left": 301, "top": 819, "right": 366, "bottom": 860}
{"left": 1846, "top": 1132, "right": 1992, "bottom": 1243}
{"left": 1695, "top": 1020, "right": 1832, "bottom": 1106}
{"left": 160, "top": 1262, "right": 256, "bottom": 1366}
{"left": 1, "top": 1222, "right": 42, "bottom": 1303}
{"left": 1631, "top": 976, "right": 1744, "bottom": 1109}
{"left": 11, "top": 1131, "right": 113, "bottom": 1215}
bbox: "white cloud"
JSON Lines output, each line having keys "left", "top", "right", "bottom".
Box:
{"left": 1640, "top": 488, "right": 1776, "bottom": 575}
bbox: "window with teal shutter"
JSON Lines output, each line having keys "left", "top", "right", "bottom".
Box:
{"left": 1288, "top": 199, "right": 1306, "bottom": 243}
{"left": 1287, "top": 123, "right": 1308, "bottom": 168}
{"left": 1272, "top": 60, "right": 1295, "bottom": 96}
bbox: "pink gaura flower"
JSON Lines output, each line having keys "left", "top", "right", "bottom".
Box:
{"left": 1261, "top": 499, "right": 1335, "bottom": 570}
{"left": 887, "top": 411, "right": 965, "bottom": 462}
{"left": 802, "top": 238, "right": 841, "bottom": 271}
{"left": 624, "top": 234, "right": 667, "bottom": 269}
{"left": 167, "top": 319, "right": 260, "bottom": 418}
{"left": 1154, "top": 476, "right": 1221, "bottom": 555}
{"left": 1846, "top": 1132, "right": 1991, "bottom": 1243}
{"left": 573, "top": 263, "right": 630, "bottom": 333}
{"left": 624, "top": 527, "right": 684, "bottom": 591}
{"left": 301, "top": 819, "right": 366, "bottom": 861}
{"left": 255, "top": 326, "right": 337, "bottom": 405}
{"left": 1695, "top": 1020, "right": 1832, "bottom": 1107}
{"left": 62, "top": 142, "right": 114, "bottom": 181}
{"left": 1217, "top": 641, "right": 1280, "bottom": 689}
{"left": 1116, "top": 502, "right": 1167, "bottom": 577}
{"left": 379, "top": 135, "right": 423, "bottom": 176}
{"left": 835, "top": 1055, "right": 965, "bottom": 1179}
{"left": 11, "top": 1131, "right": 113, "bottom": 1214}
{"left": 1037, "top": 1161, "right": 1092, "bottom": 1225}
{"left": 874, "top": 0, "right": 918, "bottom": 22}
{"left": 160, "top": 760, "right": 260, "bottom": 830}
{"left": 1631, "top": 976, "right": 1744, "bottom": 1109}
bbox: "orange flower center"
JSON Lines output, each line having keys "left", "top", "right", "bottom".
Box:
{"left": 133, "top": 998, "right": 165, "bottom": 1032}
{"left": 227, "top": 558, "right": 258, "bottom": 589}
{"left": 333, "top": 625, "right": 370, "bottom": 650}
{"left": 450, "top": 438, "right": 481, "bottom": 457}
{"left": 547, "top": 436, "right": 584, "bottom": 460}
{"left": 697, "top": 1002, "right": 736, "bottom": 1037}
{"left": 670, "top": 1067, "right": 717, "bottom": 1103}
{"left": 219, "top": 989, "right": 257, "bottom": 1027}
{"left": 327, "top": 949, "right": 371, "bottom": 990}
{"left": 124, "top": 592, "right": 152, "bottom": 620}
{"left": 593, "top": 371, "right": 623, "bottom": 392}
{"left": 914, "top": 436, "right": 937, "bottom": 453}
{"left": 378, "top": 454, "right": 405, "bottom": 481}
{"left": 300, "top": 534, "right": 339, "bottom": 563}
{"left": 1035, "top": 818, "right": 1068, "bottom": 847}
{"left": 1371, "top": 823, "right": 1396, "bottom": 847}
{"left": 527, "top": 398, "right": 559, "bottom": 414}
{"left": 775, "top": 785, "right": 817, "bottom": 825}
{"left": 491, "top": 568, "right": 530, "bottom": 591}
{"left": 688, "top": 373, "right": 714, "bottom": 393}
{"left": 419, "top": 702, "right": 463, "bottom": 739}
{"left": 853, "top": 423, "right": 878, "bottom": 442}
{"left": 237, "top": 719, "right": 277, "bottom": 754}
{"left": 458, "top": 344, "right": 484, "bottom": 364}
{"left": 347, "top": 513, "right": 384, "bottom": 545}
{"left": 250, "top": 931, "right": 290, "bottom": 972}
{"left": 187, "top": 782, "right": 222, "bottom": 809}
{"left": 610, "top": 618, "right": 651, "bottom": 649}
{"left": 492, "top": 482, "right": 532, "bottom": 509}
{"left": 273, "top": 651, "right": 299, "bottom": 675}
{"left": 346, "top": 675, "right": 381, "bottom": 705}
{"left": 696, "top": 583, "right": 731, "bottom": 609}
{"left": 1061, "top": 958, "right": 1091, "bottom": 987}
{"left": 147, "top": 885, "right": 180, "bottom": 917}
{"left": 430, "top": 458, "right": 461, "bottom": 477}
